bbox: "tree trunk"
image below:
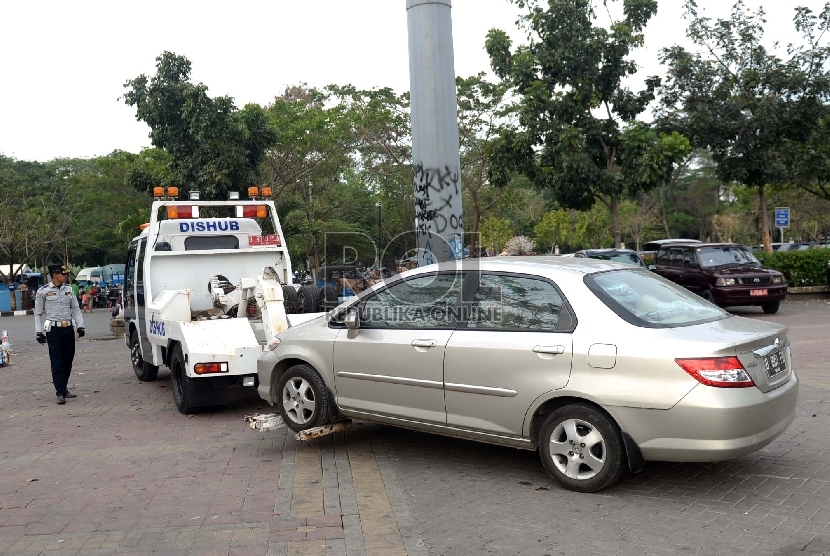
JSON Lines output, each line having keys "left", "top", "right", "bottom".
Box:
{"left": 611, "top": 194, "right": 621, "bottom": 248}
{"left": 759, "top": 184, "right": 772, "bottom": 253}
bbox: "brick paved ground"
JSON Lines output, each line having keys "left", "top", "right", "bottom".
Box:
{"left": 1, "top": 298, "right": 829, "bottom": 555}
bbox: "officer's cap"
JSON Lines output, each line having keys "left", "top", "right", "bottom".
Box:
{"left": 48, "top": 263, "right": 70, "bottom": 276}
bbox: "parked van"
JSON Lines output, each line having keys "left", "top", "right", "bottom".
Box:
{"left": 75, "top": 267, "right": 102, "bottom": 286}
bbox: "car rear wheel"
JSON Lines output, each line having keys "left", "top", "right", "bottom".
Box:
{"left": 762, "top": 301, "right": 780, "bottom": 314}
{"left": 277, "top": 364, "right": 331, "bottom": 432}
{"left": 539, "top": 404, "right": 625, "bottom": 493}
{"left": 130, "top": 329, "right": 158, "bottom": 382}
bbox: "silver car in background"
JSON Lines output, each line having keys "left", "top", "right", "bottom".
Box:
{"left": 257, "top": 257, "right": 798, "bottom": 492}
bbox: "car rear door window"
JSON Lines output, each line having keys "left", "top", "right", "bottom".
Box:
{"left": 360, "top": 273, "right": 462, "bottom": 329}
{"left": 669, "top": 248, "right": 683, "bottom": 268}
{"left": 467, "top": 274, "right": 573, "bottom": 331}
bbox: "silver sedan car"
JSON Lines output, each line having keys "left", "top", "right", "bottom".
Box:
{"left": 257, "top": 257, "right": 798, "bottom": 492}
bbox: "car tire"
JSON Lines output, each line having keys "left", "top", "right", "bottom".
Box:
{"left": 282, "top": 285, "right": 298, "bottom": 314}
{"left": 538, "top": 404, "right": 626, "bottom": 493}
{"left": 130, "top": 329, "right": 158, "bottom": 382}
{"left": 762, "top": 301, "right": 780, "bottom": 314}
{"left": 170, "top": 344, "right": 197, "bottom": 414}
{"left": 297, "top": 285, "right": 319, "bottom": 314}
{"left": 277, "top": 364, "right": 331, "bottom": 432}
{"left": 701, "top": 289, "right": 716, "bottom": 304}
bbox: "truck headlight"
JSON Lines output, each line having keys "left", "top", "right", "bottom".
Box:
{"left": 772, "top": 276, "right": 783, "bottom": 284}
{"left": 265, "top": 336, "right": 281, "bottom": 351}
{"left": 715, "top": 277, "right": 736, "bottom": 286}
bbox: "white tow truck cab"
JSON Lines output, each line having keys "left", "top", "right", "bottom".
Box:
{"left": 124, "top": 194, "right": 299, "bottom": 413}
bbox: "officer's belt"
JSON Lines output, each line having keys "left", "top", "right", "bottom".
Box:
{"left": 51, "top": 321, "right": 72, "bottom": 327}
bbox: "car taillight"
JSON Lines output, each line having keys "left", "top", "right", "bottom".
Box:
{"left": 675, "top": 357, "right": 755, "bottom": 388}
{"left": 194, "top": 362, "right": 228, "bottom": 374}
{"left": 247, "top": 299, "right": 260, "bottom": 317}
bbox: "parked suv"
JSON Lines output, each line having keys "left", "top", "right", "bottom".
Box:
{"left": 651, "top": 242, "right": 787, "bottom": 313}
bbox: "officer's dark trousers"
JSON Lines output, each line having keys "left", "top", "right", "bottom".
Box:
{"left": 46, "top": 327, "right": 75, "bottom": 396}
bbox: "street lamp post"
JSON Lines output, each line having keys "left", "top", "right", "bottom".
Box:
{"left": 375, "top": 201, "right": 382, "bottom": 269}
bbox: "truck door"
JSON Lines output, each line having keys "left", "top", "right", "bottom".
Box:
{"left": 125, "top": 238, "right": 150, "bottom": 355}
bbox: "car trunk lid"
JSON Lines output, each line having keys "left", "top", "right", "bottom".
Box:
{"left": 675, "top": 316, "right": 791, "bottom": 393}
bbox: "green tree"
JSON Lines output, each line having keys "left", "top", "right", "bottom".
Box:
{"left": 479, "top": 217, "right": 514, "bottom": 255}
{"left": 534, "top": 209, "right": 571, "bottom": 254}
{"left": 123, "top": 51, "right": 276, "bottom": 199}
{"left": 486, "top": 0, "right": 684, "bottom": 248}
{"left": 659, "top": 1, "right": 830, "bottom": 251}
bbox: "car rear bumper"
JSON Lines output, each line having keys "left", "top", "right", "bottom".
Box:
{"left": 712, "top": 286, "right": 787, "bottom": 305}
{"left": 608, "top": 372, "right": 799, "bottom": 462}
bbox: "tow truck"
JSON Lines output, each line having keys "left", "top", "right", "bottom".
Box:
{"left": 123, "top": 186, "right": 317, "bottom": 413}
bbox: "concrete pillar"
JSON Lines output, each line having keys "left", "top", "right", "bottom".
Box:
{"left": 407, "top": 0, "right": 464, "bottom": 265}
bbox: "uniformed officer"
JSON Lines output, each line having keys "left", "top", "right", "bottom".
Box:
{"left": 34, "top": 263, "right": 85, "bottom": 405}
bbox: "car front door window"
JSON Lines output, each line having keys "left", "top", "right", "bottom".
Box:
{"left": 360, "top": 273, "right": 462, "bottom": 329}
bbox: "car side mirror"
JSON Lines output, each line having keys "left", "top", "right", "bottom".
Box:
{"left": 154, "top": 241, "right": 172, "bottom": 251}
{"left": 345, "top": 310, "right": 360, "bottom": 330}
{"left": 687, "top": 262, "right": 700, "bottom": 269}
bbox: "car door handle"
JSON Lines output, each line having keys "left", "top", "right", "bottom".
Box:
{"left": 411, "top": 339, "right": 437, "bottom": 348}
{"left": 533, "top": 345, "right": 565, "bottom": 355}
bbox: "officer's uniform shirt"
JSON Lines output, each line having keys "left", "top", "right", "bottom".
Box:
{"left": 34, "top": 281, "right": 84, "bottom": 333}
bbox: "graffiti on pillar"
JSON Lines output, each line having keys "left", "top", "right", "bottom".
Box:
{"left": 414, "top": 162, "right": 463, "bottom": 264}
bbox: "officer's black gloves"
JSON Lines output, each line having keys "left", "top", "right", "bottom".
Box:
{"left": 36, "top": 332, "right": 46, "bottom": 344}
{"left": 77, "top": 328, "right": 85, "bottom": 338}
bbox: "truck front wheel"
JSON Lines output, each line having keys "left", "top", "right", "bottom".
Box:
{"left": 130, "top": 329, "right": 158, "bottom": 382}
{"left": 170, "top": 344, "right": 195, "bottom": 414}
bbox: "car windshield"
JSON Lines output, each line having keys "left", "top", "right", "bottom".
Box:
{"left": 588, "top": 252, "right": 646, "bottom": 268}
{"left": 697, "top": 246, "right": 759, "bottom": 268}
{"left": 585, "top": 269, "right": 728, "bottom": 328}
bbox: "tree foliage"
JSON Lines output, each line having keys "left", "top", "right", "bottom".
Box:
{"left": 659, "top": 0, "right": 830, "bottom": 251}
{"left": 123, "top": 51, "right": 277, "bottom": 199}
{"left": 485, "top": 0, "right": 688, "bottom": 247}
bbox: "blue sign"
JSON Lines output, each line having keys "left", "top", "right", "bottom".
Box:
{"left": 775, "top": 207, "right": 790, "bottom": 227}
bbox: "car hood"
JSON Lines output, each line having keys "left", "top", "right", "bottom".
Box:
{"left": 708, "top": 265, "right": 781, "bottom": 276}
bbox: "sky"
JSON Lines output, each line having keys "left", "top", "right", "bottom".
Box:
{"left": 1, "top": 0, "right": 826, "bottom": 162}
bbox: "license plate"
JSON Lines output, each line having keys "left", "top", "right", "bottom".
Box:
{"left": 764, "top": 351, "right": 787, "bottom": 378}
{"left": 249, "top": 234, "right": 282, "bottom": 246}
{"left": 750, "top": 289, "right": 768, "bottom": 296}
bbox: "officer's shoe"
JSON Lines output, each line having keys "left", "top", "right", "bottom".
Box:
{"left": 56, "top": 395, "right": 66, "bottom": 405}
{"left": 64, "top": 391, "right": 77, "bottom": 398}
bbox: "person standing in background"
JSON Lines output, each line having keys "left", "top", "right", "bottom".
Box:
{"left": 34, "top": 264, "right": 85, "bottom": 405}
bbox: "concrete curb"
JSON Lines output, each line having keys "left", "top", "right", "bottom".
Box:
{"left": 0, "top": 310, "right": 33, "bottom": 318}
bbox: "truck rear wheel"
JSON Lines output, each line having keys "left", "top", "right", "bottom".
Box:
{"left": 130, "top": 329, "right": 158, "bottom": 382}
{"left": 170, "top": 344, "right": 195, "bottom": 414}
{"left": 170, "top": 344, "right": 228, "bottom": 414}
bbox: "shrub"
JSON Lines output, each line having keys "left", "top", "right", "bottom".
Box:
{"left": 756, "top": 249, "right": 830, "bottom": 287}
{"left": 505, "top": 236, "right": 536, "bottom": 256}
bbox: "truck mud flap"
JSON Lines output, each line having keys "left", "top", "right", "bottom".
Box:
{"left": 190, "top": 377, "right": 229, "bottom": 410}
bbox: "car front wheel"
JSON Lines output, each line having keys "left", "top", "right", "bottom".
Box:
{"left": 762, "top": 301, "right": 780, "bottom": 314}
{"left": 539, "top": 404, "right": 626, "bottom": 492}
{"left": 277, "top": 364, "right": 331, "bottom": 432}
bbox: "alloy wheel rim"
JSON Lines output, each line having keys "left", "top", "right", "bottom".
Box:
{"left": 549, "top": 418, "right": 606, "bottom": 480}
{"left": 131, "top": 341, "right": 142, "bottom": 370}
{"left": 282, "top": 377, "right": 316, "bottom": 425}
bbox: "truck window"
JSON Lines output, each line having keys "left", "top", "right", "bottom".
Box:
{"left": 136, "top": 239, "right": 147, "bottom": 285}
{"left": 184, "top": 235, "right": 240, "bottom": 251}
{"left": 125, "top": 241, "right": 138, "bottom": 291}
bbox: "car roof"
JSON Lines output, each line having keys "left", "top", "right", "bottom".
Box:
{"left": 580, "top": 248, "right": 639, "bottom": 254}
{"left": 656, "top": 242, "right": 741, "bottom": 249}
{"left": 643, "top": 239, "right": 700, "bottom": 246}
{"left": 404, "top": 256, "right": 632, "bottom": 277}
